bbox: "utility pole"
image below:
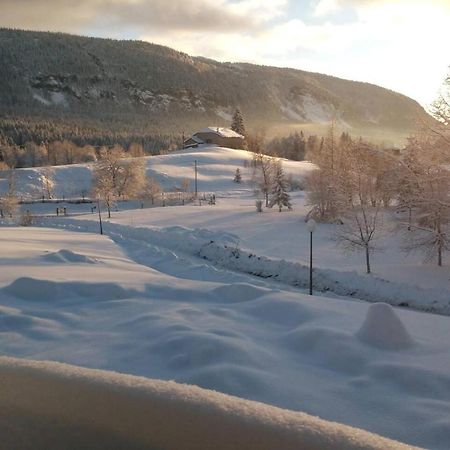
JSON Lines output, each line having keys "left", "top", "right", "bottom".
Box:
{"left": 194, "top": 159, "right": 198, "bottom": 198}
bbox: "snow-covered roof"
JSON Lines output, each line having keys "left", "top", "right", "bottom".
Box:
{"left": 191, "top": 135, "right": 204, "bottom": 144}
{"left": 195, "top": 127, "right": 244, "bottom": 139}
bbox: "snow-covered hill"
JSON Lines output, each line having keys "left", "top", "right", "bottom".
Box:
{"left": 0, "top": 146, "right": 315, "bottom": 199}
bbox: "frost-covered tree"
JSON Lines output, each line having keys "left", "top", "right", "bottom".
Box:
{"left": 252, "top": 153, "right": 274, "bottom": 207}
{"left": 181, "top": 178, "right": 190, "bottom": 193}
{"left": 116, "top": 158, "right": 146, "bottom": 199}
{"left": 92, "top": 146, "right": 145, "bottom": 217}
{"left": 430, "top": 69, "right": 450, "bottom": 128}
{"left": 305, "top": 123, "right": 345, "bottom": 221}
{"left": 231, "top": 108, "right": 246, "bottom": 137}
{"left": 233, "top": 168, "right": 242, "bottom": 183}
{"left": 398, "top": 136, "right": 450, "bottom": 266}
{"left": 40, "top": 167, "right": 55, "bottom": 199}
{"left": 0, "top": 169, "right": 19, "bottom": 218}
{"left": 268, "top": 160, "right": 292, "bottom": 212}
{"left": 336, "top": 191, "right": 382, "bottom": 274}
{"left": 143, "top": 177, "right": 163, "bottom": 205}
{"left": 334, "top": 143, "right": 384, "bottom": 274}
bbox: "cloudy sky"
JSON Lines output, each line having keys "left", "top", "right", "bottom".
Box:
{"left": 1, "top": 0, "right": 448, "bottom": 106}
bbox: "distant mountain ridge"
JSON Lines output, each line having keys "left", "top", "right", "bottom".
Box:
{"left": 0, "top": 28, "right": 429, "bottom": 144}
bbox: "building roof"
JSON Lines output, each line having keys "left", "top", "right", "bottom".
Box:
{"left": 194, "top": 127, "right": 244, "bottom": 139}
{"left": 190, "top": 135, "right": 205, "bottom": 144}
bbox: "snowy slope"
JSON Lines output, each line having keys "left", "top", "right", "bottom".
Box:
{"left": 0, "top": 356, "right": 418, "bottom": 450}
{"left": 0, "top": 227, "right": 449, "bottom": 449}
{"left": 0, "top": 146, "right": 315, "bottom": 199}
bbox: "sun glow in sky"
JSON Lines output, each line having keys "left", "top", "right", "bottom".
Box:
{"left": 1, "top": 0, "right": 449, "bottom": 106}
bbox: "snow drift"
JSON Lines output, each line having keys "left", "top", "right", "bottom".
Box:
{"left": 0, "top": 356, "right": 418, "bottom": 450}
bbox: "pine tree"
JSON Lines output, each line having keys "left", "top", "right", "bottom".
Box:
{"left": 233, "top": 168, "right": 242, "bottom": 183}
{"left": 268, "top": 160, "right": 292, "bottom": 212}
{"left": 231, "top": 108, "right": 246, "bottom": 136}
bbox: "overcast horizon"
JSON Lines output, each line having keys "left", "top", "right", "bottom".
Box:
{"left": 1, "top": 0, "right": 448, "bottom": 107}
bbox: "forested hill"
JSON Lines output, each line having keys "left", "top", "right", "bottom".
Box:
{"left": 0, "top": 28, "right": 429, "bottom": 147}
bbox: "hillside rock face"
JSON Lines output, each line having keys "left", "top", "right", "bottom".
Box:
{"left": 0, "top": 28, "right": 427, "bottom": 134}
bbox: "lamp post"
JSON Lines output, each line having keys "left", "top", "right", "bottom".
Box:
{"left": 306, "top": 219, "right": 316, "bottom": 295}
{"left": 194, "top": 159, "right": 198, "bottom": 198}
{"left": 97, "top": 196, "right": 103, "bottom": 235}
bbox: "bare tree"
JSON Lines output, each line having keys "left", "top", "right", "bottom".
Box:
{"left": 336, "top": 200, "right": 382, "bottom": 275}
{"left": 252, "top": 153, "right": 274, "bottom": 207}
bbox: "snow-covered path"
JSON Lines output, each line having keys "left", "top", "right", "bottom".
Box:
{"left": 39, "top": 216, "right": 450, "bottom": 315}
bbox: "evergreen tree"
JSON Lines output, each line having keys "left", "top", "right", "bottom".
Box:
{"left": 231, "top": 108, "right": 246, "bottom": 136}
{"left": 233, "top": 168, "right": 242, "bottom": 183}
{"left": 268, "top": 161, "right": 292, "bottom": 212}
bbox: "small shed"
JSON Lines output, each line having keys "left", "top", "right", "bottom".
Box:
{"left": 184, "top": 127, "right": 245, "bottom": 149}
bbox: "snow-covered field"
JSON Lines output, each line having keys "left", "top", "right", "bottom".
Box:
{"left": 1, "top": 146, "right": 450, "bottom": 449}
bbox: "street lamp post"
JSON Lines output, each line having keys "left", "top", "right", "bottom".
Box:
{"left": 97, "top": 197, "right": 103, "bottom": 235}
{"left": 194, "top": 159, "right": 198, "bottom": 198}
{"left": 306, "top": 219, "right": 316, "bottom": 295}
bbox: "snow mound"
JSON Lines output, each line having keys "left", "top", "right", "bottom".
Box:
{"left": 356, "top": 303, "right": 415, "bottom": 350}
{"left": 0, "top": 356, "right": 417, "bottom": 450}
{"left": 2, "top": 278, "right": 133, "bottom": 302}
{"left": 42, "top": 249, "right": 98, "bottom": 264}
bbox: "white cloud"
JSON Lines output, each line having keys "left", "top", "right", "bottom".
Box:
{"left": 142, "top": 0, "right": 449, "bottom": 105}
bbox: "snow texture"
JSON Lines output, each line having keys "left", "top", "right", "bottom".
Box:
{"left": 0, "top": 356, "right": 419, "bottom": 450}
{"left": 0, "top": 227, "right": 448, "bottom": 449}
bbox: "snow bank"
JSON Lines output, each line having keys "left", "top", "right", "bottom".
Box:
{"left": 356, "top": 303, "right": 415, "bottom": 350}
{"left": 40, "top": 218, "right": 450, "bottom": 315}
{"left": 0, "top": 356, "right": 417, "bottom": 450}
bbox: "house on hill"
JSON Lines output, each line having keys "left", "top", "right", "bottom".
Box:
{"left": 184, "top": 127, "right": 245, "bottom": 149}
